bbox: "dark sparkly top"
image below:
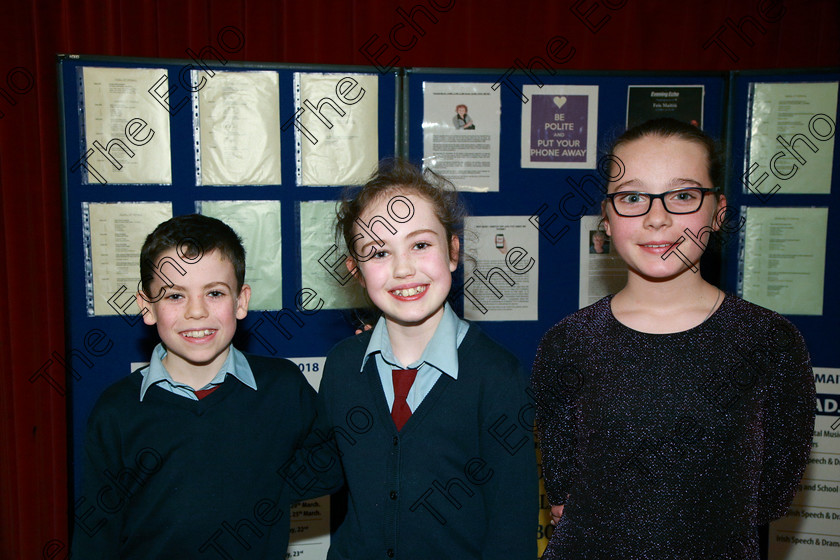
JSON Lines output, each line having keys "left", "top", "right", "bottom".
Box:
{"left": 531, "top": 294, "right": 815, "bottom": 560}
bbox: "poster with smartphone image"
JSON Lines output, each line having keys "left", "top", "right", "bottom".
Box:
{"left": 463, "top": 216, "right": 538, "bottom": 321}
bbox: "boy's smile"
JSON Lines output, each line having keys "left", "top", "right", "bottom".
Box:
{"left": 348, "top": 192, "right": 458, "bottom": 337}
{"left": 136, "top": 248, "right": 250, "bottom": 386}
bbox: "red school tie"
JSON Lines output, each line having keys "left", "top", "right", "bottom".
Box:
{"left": 194, "top": 385, "right": 219, "bottom": 399}
{"left": 391, "top": 369, "right": 418, "bottom": 431}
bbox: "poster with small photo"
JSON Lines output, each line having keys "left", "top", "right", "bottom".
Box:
{"left": 579, "top": 217, "right": 626, "bottom": 308}
{"left": 422, "top": 82, "right": 501, "bottom": 192}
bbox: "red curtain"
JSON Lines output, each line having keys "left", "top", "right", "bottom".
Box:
{"left": 1, "top": 0, "right": 837, "bottom": 557}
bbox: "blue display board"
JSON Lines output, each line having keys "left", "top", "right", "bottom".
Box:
{"left": 406, "top": 68, "right": 729, "bottom": 372}
{"left": 59, "top": 57, "right": 838, "bottom": 556}
{"left": 58, "top": 56, "right": 400, "bottom": 498}
{"left": 725, "top": 69, "right": 840, "bottom": 369}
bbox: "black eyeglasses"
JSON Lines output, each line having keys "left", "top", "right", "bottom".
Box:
{"left": 605, "top": 187, "right": 718, "bottom": 217}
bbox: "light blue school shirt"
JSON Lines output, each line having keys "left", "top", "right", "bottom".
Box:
{"left": 362, "top": 303, "right": 469, "bottom": 412}
{"left": 139, "top": 343, "right": 257, "bottom": 401}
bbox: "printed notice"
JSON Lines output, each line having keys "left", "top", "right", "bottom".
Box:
{"left": 197, "top": 200, "right": 283, "bottom": 311}
{"left": 299, "top": 201, "right": 367, "bottom": 310}
{"left": 626, "top": 85, "right": 704, "bottom": 129}
{"left": 195, "top": 70, "right": 282, "bottom": 185}
{"left": 296, "top": 73, "right": 379, "bottom": 186}
{"left": 287, "top": 357, "right": 330, "bottom": 560}
{"left": 769, "top": 367, "right": 840, "bottom": 559}
{"left": 578, "top": 215, "right": 626, "bottom": 308}
{"left": 422, "top": 82, "right": 501, "bottom": 192}
{"left": 84, "top": 202, "right": 172, "bottom": 316}
{"left": 463, "top": 216, "right": 538, "bottom": 321}
{"left": 521, "top": 84, "right": 598, "bottom": 169}
{"left": 741, "top": 206, "right": 827, "bottom": 316}
{"left": 746, "top": 82, "right": 838, "bottom": 196}
{"left": 81, "top": 67, "right": 172, "bottom": 184}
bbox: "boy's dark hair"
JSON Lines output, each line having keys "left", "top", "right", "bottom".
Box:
{"left": 140, "top": 214, "right": 246, "bottom": 296}
{"left": 609, "top": 117, "right": 725, "bottom": 192}
{"left": 336, "top": 158, "right": 466, "bottom": 263}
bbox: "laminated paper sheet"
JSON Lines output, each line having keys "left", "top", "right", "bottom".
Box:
{"left": 81, "top": 67, "right": 172, "bottom": 184}
{"left": 84, "top": 202, "right": 172, "bottom": 316}
{"left": 299, "top": 201, "right": 367, "bottom": 310}
{"left": 194, "top": 70, "right": 282, "bottom": 185}
{"left": 296, "top": 73, "right": 378, "bottom": 186}
{"left": 197, "top": 200, "right": 283, "bottom": 311}
{"left": 740, "top": 206, "right": 827, "bottom": 316}
{"left": 746, "top": 82, "right": 838, "bottom": 196}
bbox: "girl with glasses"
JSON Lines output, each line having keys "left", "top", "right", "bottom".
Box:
{"left": 532, "top": 118, "right": 815, "bottom": 559}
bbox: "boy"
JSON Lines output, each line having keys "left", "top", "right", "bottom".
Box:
{"left": 72, "top": 214, "right": 340, "bottom": 559}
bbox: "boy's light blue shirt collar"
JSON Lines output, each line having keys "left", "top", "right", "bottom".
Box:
{"left": 362, "top": 303, "right": 468, "bottom": 379}
{"left": 139, "top": 343, "right": 257, "bottom": 401}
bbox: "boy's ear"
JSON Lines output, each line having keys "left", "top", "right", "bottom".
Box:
{"left": 135, "top": 292, "right": 158, "bottom": 326}
{"left": 235, "top": 284, "right": 251, "bottom": 320}
{"left": 345, "top": 257, "right": 364, "bottom": 287}
{"left": 449, "top": 235, "right": 460, "bottom": 272}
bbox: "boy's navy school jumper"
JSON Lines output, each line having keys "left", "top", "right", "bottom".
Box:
{"left": 319, "top": 324, "right": 538, "bottom": 560}
{"left": 71, "top": 352, "right": 341, "bottom": 560}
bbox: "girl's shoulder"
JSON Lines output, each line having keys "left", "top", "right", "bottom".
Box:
{"left": 539, "top": 296, "right": 614, "bottom": 344}
{"left": 711, "top": 294, "right": 806, "bottom": 350}
{"left": 715, "top": 294, "right": 800, "bottom": 331}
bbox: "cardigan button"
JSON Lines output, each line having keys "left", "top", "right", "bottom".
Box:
{"left": 390, "top": 490, "right": 397, "bottom": 500}
{"left": 392, "top": 436, "right": 399, "bottom": 446}
{"left": 386, "top": 548, "right": 394, "bottom": 557}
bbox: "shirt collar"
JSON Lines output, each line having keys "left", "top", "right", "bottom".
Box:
{"left": 362, "top": 303, "right": 467, "bottom": 380}
{"left": 139, "top": 343, "right": 257, "bottom": 401}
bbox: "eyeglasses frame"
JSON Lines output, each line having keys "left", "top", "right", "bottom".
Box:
{"left": 604, "top": 187, "right": 720, "bottom": 217}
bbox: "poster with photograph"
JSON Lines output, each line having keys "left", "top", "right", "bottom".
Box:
{"left": 626, "top": 85, "right": 705, "bottom": 128}
{"left": 578, "top": 215, "right": 626, "bottom": 308}
{"left": 463, "top": 216, "right": 538, "bottom": 321}
{"left": 521, "top": 84, "right": 598, "bottom": 169}
{"left": 422, "top": 82, "right": 501, "bottom": 192}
